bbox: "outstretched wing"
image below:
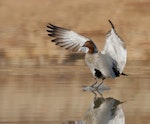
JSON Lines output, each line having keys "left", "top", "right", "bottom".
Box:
{"left": 101, "top": 20, "right": 127, "bottom": 73}
{"left": 47, "top": 24, "right": 91, "bottom": 53}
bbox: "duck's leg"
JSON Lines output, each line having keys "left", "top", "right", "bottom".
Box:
{"left": 97, "top": 90, "right": 104, "bottom": 98}
{"left": 90, "top": 78, "right": 98, "bottom": 87}
{"left": 92, "top": 91, "right": 97, "bottom": 100}
{"left": 95, "top": 80, "right": 104, "bottom": 98}
{"left": 97, "top": 78, "right": 104, "bottom": 88}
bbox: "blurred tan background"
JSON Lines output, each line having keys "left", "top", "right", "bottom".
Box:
{"left": 0, "top": 0, "right": 149, "bottom": 124}
{"left": 0, "top": 0, "right": 149, "bottom": 63}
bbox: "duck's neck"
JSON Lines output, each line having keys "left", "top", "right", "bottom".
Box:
{"left": 88, "top": 48, "right": 98, "bottom": 54}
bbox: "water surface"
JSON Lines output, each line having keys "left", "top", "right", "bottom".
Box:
{"left": 0, "top": 58, "right": 149, "bottom": 124}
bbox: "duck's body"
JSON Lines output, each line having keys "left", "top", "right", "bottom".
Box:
{"left": 47, "top": 20, "right": 127, "bottom": 86}
{"left": 85, "top": 52, "right": 117, "bottom": 79}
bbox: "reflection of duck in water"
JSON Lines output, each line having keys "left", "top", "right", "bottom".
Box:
{"left": 47, "top": 20, "right": 127, "bottom": 88}
{"left": 84, "top": 97, "right": 125, "bottom": 124}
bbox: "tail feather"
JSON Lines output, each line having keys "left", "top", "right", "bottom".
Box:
{"left": 121, "top": 73, "right": 128, "bottom": 76}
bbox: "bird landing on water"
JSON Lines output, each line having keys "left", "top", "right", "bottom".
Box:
{"left": 47, "top": 20, "right": 128, "bottom": 95}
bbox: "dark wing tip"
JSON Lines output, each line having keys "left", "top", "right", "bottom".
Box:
{"left": 47, "top": 23, "right": 51, "bottom": 28}
{"left": 47, "top": 30, "right": 52, "bottom": 33}
{"left": 47, "top": 23, "right": 58, "bottom": 37}
{"left": 51, "top": 39, "right": 56, "bottom": 42}
{"left": 47, "top": 23, "right": 56, "bottom": 29}
{"left": 108, "top": 20, "right": 115, "bottom": 29}
{"left": 48, "top": 33, "right": 53, "bottom": 37}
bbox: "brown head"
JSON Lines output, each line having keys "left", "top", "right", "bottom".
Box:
{"left": 83, "top": 41, "right": 98, "bottom": 54}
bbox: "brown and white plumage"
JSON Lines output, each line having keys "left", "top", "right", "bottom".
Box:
{"left": 47, "top": 20, "right": 127, "bottom": 86}
{"left": 47, "top": 24, "right": 94, "bottom": 53}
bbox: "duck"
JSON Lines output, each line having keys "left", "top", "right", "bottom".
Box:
{"left": 47, "top": 20, "right": 127, "bottom": 87}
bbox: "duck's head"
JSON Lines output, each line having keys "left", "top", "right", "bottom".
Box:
{"left": 83, "top": 40, "right": 98, "bottom": 54}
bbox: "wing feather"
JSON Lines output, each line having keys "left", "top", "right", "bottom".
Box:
{"left": 101, "top": 20, "right": 127, "bottom": 73}
{"left": 47, "top": 24, "right": 91, "bottom": 53}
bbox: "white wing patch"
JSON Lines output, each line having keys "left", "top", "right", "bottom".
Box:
{"left": 47, "top": 24, "right": 90, "bottom": 53}
{"left": 101, "top": 28, "right": 127, "bottom": 73}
